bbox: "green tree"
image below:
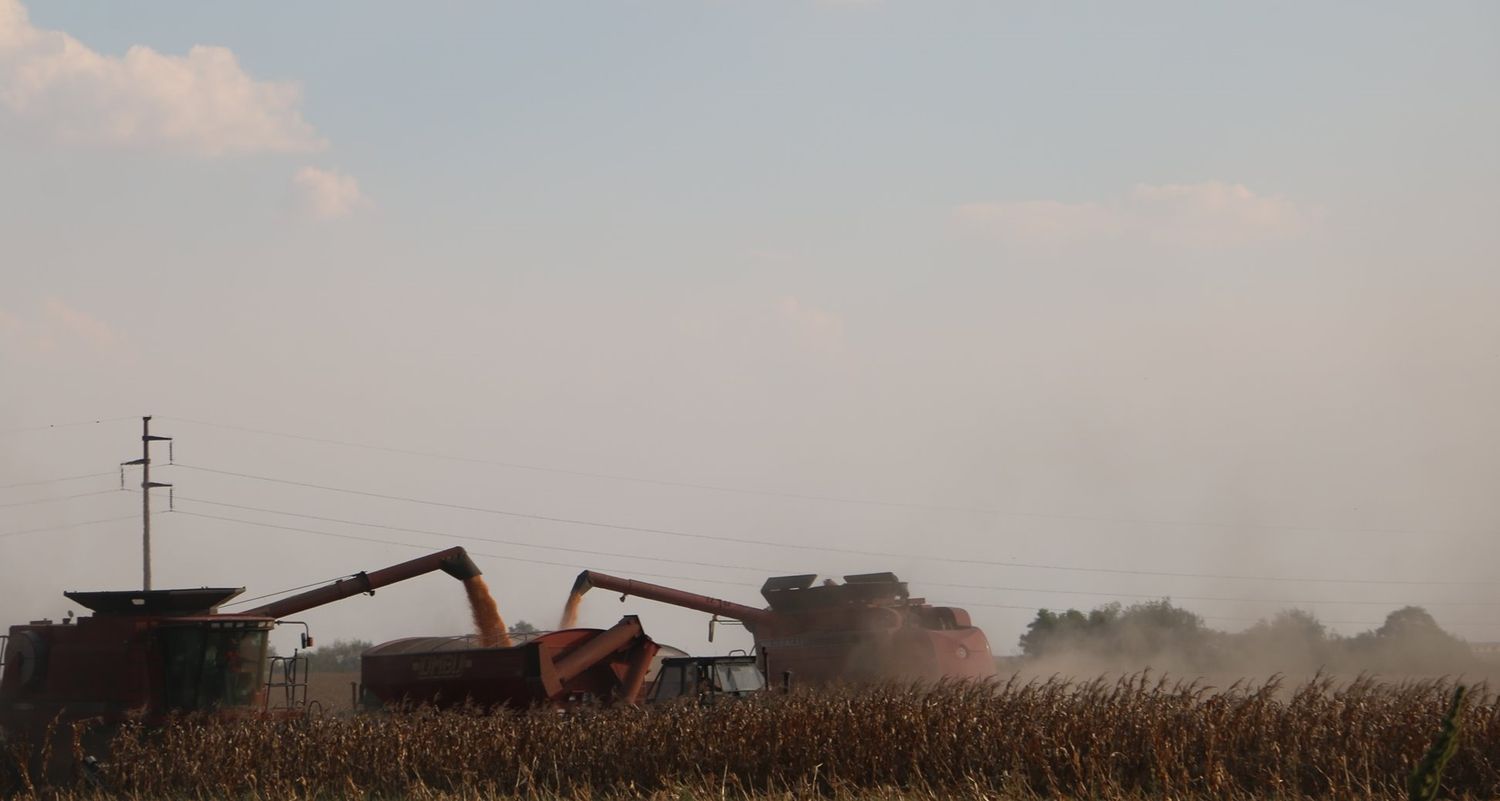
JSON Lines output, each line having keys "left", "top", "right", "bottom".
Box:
{"left": 1019, "top": 603, "right": 1121, "bottom": 657}
{"left": 1018, "top": 600, "right": 1210, "bottom": 663}
{"left": 509, "top": 620, "right": 539, "bottom": 635}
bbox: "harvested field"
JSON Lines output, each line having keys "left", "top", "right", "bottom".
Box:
{"left": 4, "top": 675, "right": 1496, "bottom": 800}
{"left": 304, "top": 670, "right": 360, "bottom": 713}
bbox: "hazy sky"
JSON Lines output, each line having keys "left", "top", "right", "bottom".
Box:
{"left": 3, "top": 1, "right": 1498, "bottom": 657}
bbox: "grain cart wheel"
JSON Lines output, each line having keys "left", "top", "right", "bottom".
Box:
{"left": 6, "top": 632, "right": 47, "bottom": 691}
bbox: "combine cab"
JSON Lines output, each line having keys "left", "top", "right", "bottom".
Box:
{"left": 0, "top": 588, "right": 272, "bottom": 742}
{"left": 1, "top": 547, "right": 482, "bottom": 746}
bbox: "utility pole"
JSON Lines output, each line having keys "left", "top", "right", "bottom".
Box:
{"left": 121, "top": 416, "right": 172, "bottom": 591}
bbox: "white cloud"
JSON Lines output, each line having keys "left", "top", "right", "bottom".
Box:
{"left": 0, "top": 298, "right": 131, "bottom": 361}
{"left": 956, "top": 182, "right": 1313, "bottom": 248}
{"left": 293, "top": 166, "right": 368, "bottom": 220}
{"left": 0, "top": 0, "right": 324, "bottom": 155}
{"left": 41, "top": 298, "right": 122, "bottom": 352}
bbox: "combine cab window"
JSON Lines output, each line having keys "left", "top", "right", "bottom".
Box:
{"left": 162, "top": 627, "right": 268, "bottom": 710}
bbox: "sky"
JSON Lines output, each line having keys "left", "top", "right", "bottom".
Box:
{"left": 2, "top": 0, "right": 1498, "bottom": 659}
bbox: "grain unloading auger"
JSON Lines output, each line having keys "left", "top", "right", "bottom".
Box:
{"left": 1, "top": 546, "right": 482, "bottom": 742}
{"left": 237, "top": 547, "right": 481, "bottom": 619}
{"left": 569, "top": 570, "right": 996, "bottom": 685}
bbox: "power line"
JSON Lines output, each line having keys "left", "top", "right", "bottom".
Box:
{"left": 162, "top": 416, "right": 1006, "bottom": 514}
{"left": 0, "top": 471, "right": 115, "bottom": 491}
{"left": 0, "top": 514, "right": 145, "bottom": 540}
{"left": 171, "top": 495, "right": 789, "bottom": 576}
{"left": 0, "top": 489, "right": 123, "bottom": 510}
{"left": 936, "top": 598, "right": 1500, "bottom": 630}
{"left": 916, "top": 578, "right": 1500, "bottom": 609}
{"left": 0, "top": 416, "right": 135, "bottom": 436}
{"left": 171, "top": 463, "right": 1500, "bottom": 588}
{"left": 171, "top": 510, "right": 763, "bottom": 593}
{"left": 172, "top": 493, "right": 1500, "bottom": 611}
{"left": 175, "top": 508, "right": 1500, "bottom": 633}
{"left": 220, "top": 574, "right": 360, "bottom": 609}
{"left": 161, "top": 416, "right": 1475, "bottom": 541}
{"left": 129, "top": 507, "right": 1500, "bottom": 633}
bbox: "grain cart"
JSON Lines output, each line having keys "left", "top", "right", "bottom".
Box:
{"left": 360, "top": 614, "right": 662, "bottom": 709}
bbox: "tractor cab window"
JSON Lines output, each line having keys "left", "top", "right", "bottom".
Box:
{"left": 161, "top": 626, "right": 268, "bottom": 711}
{"left": 651, "top": 659, "right": 763, "bottom": 702}
{"left": 712, "top": 662, "right": 764, "bottom": 695}
{"left": 651, "top": 662, "right": 690, "bottom": 701}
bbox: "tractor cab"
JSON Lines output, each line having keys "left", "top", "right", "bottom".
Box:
{"left": 647, "top": 654, "right": 764, "bottom": 703}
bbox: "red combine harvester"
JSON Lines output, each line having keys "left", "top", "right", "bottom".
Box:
{"left": 360, "top": 615, "right": 662, "bottom": 709}
{"left": 0, "top": 547, "right": 481, "bottom": 744}
{"left": 570, "top": 571, "right": 996, "bottom": 686}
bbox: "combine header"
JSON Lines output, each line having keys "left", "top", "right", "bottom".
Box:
{"left": 569, "top": 570, "right": 995, "bottom": 685}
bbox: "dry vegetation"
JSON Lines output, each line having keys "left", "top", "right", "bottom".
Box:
{"left": 5, "top": 675, "right": 1496, "bottom": 800}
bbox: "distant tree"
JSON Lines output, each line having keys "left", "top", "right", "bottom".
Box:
{"left": 509, "top": 620, "right": 539, "bottom": 635}
{"left": 1264, "top": 608, "right": 1327, "bottom": 641}
{"left": 303, "top": 638, "right": 374, "bottom": 672}
{"left": 1348, "top": 606, "right": 1474, "bottom": 673}
{"left": 1018, "top": 600, "right": 1209, "bottom": 664}
{"left": 1019, "top": 603, "right": 1121, "bottom": 657}
{"left": 1376, "top": 606, "right": 1443, "bottom": 638}
{"left": 1118, "top": 599, "right": 1203, "bottom": 632}
{"left": 1234, "top": 608, "right": 1334, "bottom": 672}
{"left": 1015, "top": 600, "right": 1476, "bottom": 675}
{"left": 1108, "top": 599, "right": 1211, "bottom": 663}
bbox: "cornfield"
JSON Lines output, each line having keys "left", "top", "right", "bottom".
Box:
{"left": 5, "top": 674, "right": 1497, "bottom": 800}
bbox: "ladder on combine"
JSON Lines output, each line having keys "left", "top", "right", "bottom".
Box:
{"left": 264, "top": 652, "right": 310, "bottom": 711}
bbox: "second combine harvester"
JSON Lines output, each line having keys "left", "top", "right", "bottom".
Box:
{"left": 568, "top": 570, "right": 995, "bottom": 685}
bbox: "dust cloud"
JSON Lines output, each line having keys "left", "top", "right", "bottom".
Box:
{"left": 1008, "top": 600, "right": 1499, "bottom": 684}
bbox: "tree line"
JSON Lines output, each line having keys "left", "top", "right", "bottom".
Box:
{"left": 1018, "top": 600, "right": 1480, "bottom": 674}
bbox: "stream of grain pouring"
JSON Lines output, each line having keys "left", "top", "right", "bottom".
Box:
{"left": 463, "top": 575, "right": 512, "bottom": 647}
{"left": 558, "top": 588, "right": 583, "bottom": 630}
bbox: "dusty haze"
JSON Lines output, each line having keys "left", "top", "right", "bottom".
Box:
{"left": 1, "top": 1, "right": 1498, "bottom": 664}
